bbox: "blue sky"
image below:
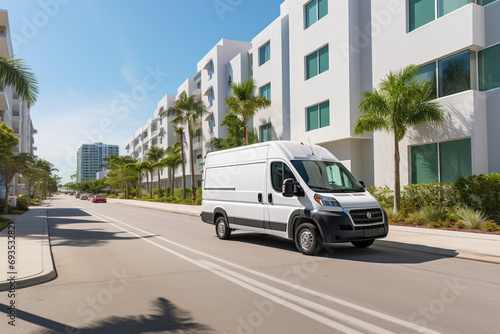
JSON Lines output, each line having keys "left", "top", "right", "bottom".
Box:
{"left": 2, "top": 0, "right": 284, "bottom": 183}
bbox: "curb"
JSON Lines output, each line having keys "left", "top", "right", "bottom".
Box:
{"left": 0, "top": 204, "right": 57, "bottom": 292}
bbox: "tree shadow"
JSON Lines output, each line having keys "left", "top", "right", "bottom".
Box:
{"left": 47, "top": 208, "right": 93, "bottom": 217}
{"left": 1, "top": 297, "right": 213, "bottom": 333}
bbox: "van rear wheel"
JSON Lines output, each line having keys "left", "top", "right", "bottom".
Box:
{"left": 295, "top": 223, "right": 322, "bottom": 255}
{"left": 351, "top": 239, "right": 374, "bottom": 248}
{"left": 215, "top": 216, "right": 231, "bottom": 240}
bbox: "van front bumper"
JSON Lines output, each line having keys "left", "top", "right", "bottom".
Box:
{"left": 312, "top": 210, "right": 389, "bottom": 244}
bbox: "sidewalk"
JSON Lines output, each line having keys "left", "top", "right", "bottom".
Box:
{"left": 0, "top": 202, "right": 56, "bottom": 291}
{"left": 1, "top": 199, "right": 499, "bottom": 291}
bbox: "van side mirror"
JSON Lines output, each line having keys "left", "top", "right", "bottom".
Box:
{"left": 359, "top": 181, "right": 366, "bottom": 188}
{"left": 283, "top": 178, "right": 303, "bottom": 197}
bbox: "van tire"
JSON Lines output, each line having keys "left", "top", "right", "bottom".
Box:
{"left": 295, "top": 223, "right": 322, "bottom": 255}
{"left": 215, "top": 216, "right": 231, "bottom": 240}
{"left": 351, "top": 239, "right": 374, "bottom": 248}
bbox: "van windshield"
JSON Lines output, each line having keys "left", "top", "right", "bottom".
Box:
{"left": 291, "top": 160, "right": 365, "bottom": 193}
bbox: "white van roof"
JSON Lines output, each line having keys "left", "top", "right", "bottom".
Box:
{"left": 205, "top": 141, "right": 339, "bottom": 168}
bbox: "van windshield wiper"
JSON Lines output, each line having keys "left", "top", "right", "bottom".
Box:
{"left": 309, "top": 186, "right": 335, "bottom": 193}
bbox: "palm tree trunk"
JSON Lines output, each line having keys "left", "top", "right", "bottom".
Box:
{"left": 150, "top": 172, "right": 153, "bottom": 197}
{"left": 170, "top": 168, "right": 174, "bottom": 197}
{"left": 180, "top": 135, "right": 186, "bottom": 200}
{"left": 157, "top": 169, "right": 162, "bottom": 198}
{"left": 188, "top": 128, "right": 196, "bottom": 201}
{"left": 394, "top": 133, "right": 401, "bottom": 214}
{"left": 243, "top": 115, "right": 248, "bottom": 146}
{"left": 138, "top": 173, "right": 142, "bottom": 198}
{"left": 3, "top": 180, "right": 11, "bottom": 214}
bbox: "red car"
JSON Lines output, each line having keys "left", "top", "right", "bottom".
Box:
{"left": 92, "top": 195, "right": 107, "bottom": 203}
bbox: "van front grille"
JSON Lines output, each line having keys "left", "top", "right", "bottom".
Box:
{"left": 349, "top": 208, "right": 384, "bottom": 226}
{"left": 354, "top": 223, "right": 386, "bottom": 231}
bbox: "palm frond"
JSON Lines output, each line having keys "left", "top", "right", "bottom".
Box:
{"left": 0, "top": 56, "right": 39, "bottom": 105}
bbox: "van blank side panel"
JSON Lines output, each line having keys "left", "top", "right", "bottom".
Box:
{"left": 233, "top": 162, "right": 266, "bottom": 228}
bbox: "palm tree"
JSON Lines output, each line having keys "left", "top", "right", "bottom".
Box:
{"left": 104, "top": 156, "right": 135, "bottom": 198}
{"left": 161, "top": 146, "right": 182, "bottom": 197}
{"left": 145, "top": 146, "right": 167, "bottom": 197}
{"left": 126, "top": 162, "right": 143, "bottom": 198}
{"left": 172, "top": 125, "right": 187, "bottom": 199}
{"left": 0, "top": 56, "right": 39, "bottom": 106}
{"left": 140, "top": 161, "right": 154, "bottom": 198}
{"left": 354, "top": 64, "right": 444, "bottom": 213}
{"left": 225, "top": 79, "right": 271, "bottom": 145}
{"left": 167, "top": 91, "right": 207, "bottom": 201}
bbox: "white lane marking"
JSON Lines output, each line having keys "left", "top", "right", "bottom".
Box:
{"left": 86, "top": 211, "right": 365, "bottom": 333}
{"left": 86, "top": 209, "right": 441, "bottom": 334}
{"left": 201, "top": 260, "right": 394, "bottom": 334}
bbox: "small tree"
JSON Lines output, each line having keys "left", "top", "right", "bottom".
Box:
{"left": 162, "top": 146, "right": 182, "bottom": 197}
{"left": 354, "top": 64, "right": 444, "bottom": 213}
{"left": 145, "top": 147, "right": 167, "bottom": 197}
{"left": 0, "top": 153, "right": 34, "bottom": 213}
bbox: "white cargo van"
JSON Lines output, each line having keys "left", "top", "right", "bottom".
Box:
{"left": 201, "top": 141, "right": 388, "bottom": 255}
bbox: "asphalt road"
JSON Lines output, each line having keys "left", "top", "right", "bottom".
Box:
{"left": 2, "top": 195, "right": 500, "bottom": 333}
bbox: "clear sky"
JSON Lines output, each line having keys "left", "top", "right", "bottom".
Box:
{"left": 2, "top": 0, "right": 284, "bottom": 183}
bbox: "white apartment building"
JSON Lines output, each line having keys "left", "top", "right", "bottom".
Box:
{"left": 0, "top": 10, "right": 37, "bottom": 198}
{"left": 126, "top": 0, "right": 500, "bottom": 191}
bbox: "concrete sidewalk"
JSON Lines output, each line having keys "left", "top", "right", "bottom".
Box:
{"left": 0, "top": 202, "right": 56, "bottom": 291}
{"left": 1, "top": 198, "right": 499, "bottom": 292}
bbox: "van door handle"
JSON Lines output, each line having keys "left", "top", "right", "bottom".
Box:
{"left": 258, "top": 193, "right": 262, "bottom": 203}
{"left": 268, "top": 193, "right": 273, "bottom": 203}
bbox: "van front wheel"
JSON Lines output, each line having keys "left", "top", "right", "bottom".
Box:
{"left": 215, "top": 216, "right": 231, "bottom": 240}
{"left": 295, "top": 223, "right": 322, "bottom": 255}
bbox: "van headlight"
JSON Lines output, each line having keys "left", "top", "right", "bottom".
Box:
{"left": 314, "top": 194, "right": 341, "bottom": 207}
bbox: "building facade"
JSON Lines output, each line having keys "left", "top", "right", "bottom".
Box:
{"left": 126, "top": 0, "right": 500, "bottom": 191}
{"left": 77, "top": 143, "right": 119, "bottom": 183}
{"left": 0, "top": 10, "right": 37, "bottom": 198}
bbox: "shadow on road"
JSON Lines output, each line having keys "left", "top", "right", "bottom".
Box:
{"left": 1, "top": 297, "right": 213, "bottom": 333}
{"left": 225, "top": 232, "right": 458, "bottom": 264}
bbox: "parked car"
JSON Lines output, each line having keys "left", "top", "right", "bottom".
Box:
{"left": 92, "top": 195, "right": 107, "bottom": 203}
{"left": 80, "top": 195, "right": 88, "bottom": 200}
{"left": 75, "top": 193, "right": 81, "bottom": 198}
{"left": 69, "top": 192, "right": 74, "bottom": 196}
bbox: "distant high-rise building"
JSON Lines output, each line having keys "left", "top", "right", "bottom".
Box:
{"left": 77, "top": 143, "right": 119, "bottom": 183}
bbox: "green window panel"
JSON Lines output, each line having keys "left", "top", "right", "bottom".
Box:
{"left": 439, "top": 139, "right": 471, "bottom": 183}
{"left": 319, "top": 101, "right": 330, "bottom": 128}
{"left": 318, "top": 0, "right": 328, "bottom": 20}
{"left": 305, "top": 1, "right": 317, "bottom": 28}
{"left": 306, "top": 52, "right": 318, "bottom": 79}
{"left": 480, "top": 0, "right": 498, "bottom": 5}
{"left": 306, "top": 45, "right": 328, "bottom": 79}
{"left": 409, "top": 0, "right": 435, "bottom": 31}
{"left": 438, "top": 50, "right": 470, "bottom": 97}
{"left": 479, "top": 44, "right": 500, "bottom": 91}
{"left": 411, "top": 143, "right": 439, "bottom": 184}
{"left": 319, "top": 45, "right": 329, "bottom": 74}
{"left": 260, "top": 123, "right": 272, "bottom": 142}
{"left": 416, "top": 62, "right": 437, "bottom": 99}
{"left": 259, "top": 42, "right": 270, "bottom": 66}
{"left": 307, "top": 105, "right": 319, "bottom": 131}
{"left": 438, "top": 0, "right": 468, "bottom": 17}
{"left": 260, "top": 83, "right": 271, "bottom": 100}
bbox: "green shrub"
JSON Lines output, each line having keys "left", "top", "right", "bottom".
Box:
{"left": 17, "top": 195, "right": 30, "bottom": 206}
{"left": 455, "top": 221, "right": 466, "bottom": 229}
{"left": 456, "top": 207, "right": 489, "bottom": 229}
{"left": 419, "top": 206, "right": 448, "bottom": 223}
{"left": 367, "top": 186, "right": 393, "bottom": 209}
{"left": 402, "top": 183, "right": 458, "bottom": 209}
{"left": 0, "top": 216, "right": 13, "bottom": 231}
{"left": 482, "top": 221, "right": 500, "bottom": 232}
{"left": 14, "top": 203, "right": 29, "bottom": 212}
{"left": 455, "top": 173, "right": 500, "bottom": 219}
{"left": 401, "top": 201, "right": 418, "bottom": 216}
{"left": 196, "top": 198, "right": 202, "bottom": 205}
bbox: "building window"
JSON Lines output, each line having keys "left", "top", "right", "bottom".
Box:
{"left": 411, "top": 138, "right": 471, "bottom": 184}
{"left": 409, "top": 0, "right": 469, "bottom": 31}
{"left": 208, "top": 113, "right": 215, "bottom": 128}
{"left": 259, "top": 42, "right": 270, "bottom": 66}
{"left": 260, "top": 123, "right": 272, "bottom": 142}
{"left": 306, "top": 45, "right": 329, "bottom": 80}
{"left": 306, "top": 101, "right": 329, "bottom": 131}
{"left": 305, "top": 0, "right": 328, "bottom": 28}
{"left": 417, "top": 50, "right": 471, "bottom": 98}
{"left": 479, "top": 43, "right": 500, "bottom": 91}
{"left": 208, "top": 89, "right": 215, "bottom": 107}
{"left": 438, "top": 50, "right": 470, "bottom": 97}
{"left": 207, "top": 61, "right": 214, "bottom": 80}
{"left": 480, "top": 0, "right": 498, "bottom": 4}
{"left": 260, "top": 83, "right": 271, "bottom": 101}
